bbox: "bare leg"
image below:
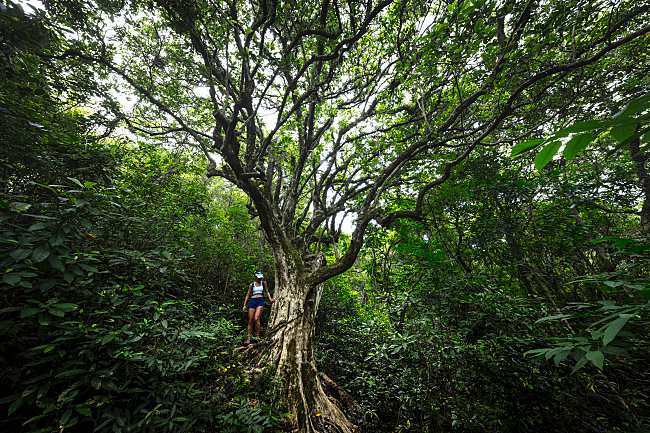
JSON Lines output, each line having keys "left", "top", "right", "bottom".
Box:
{"left": 254, "top": 306, "right": 264, "bottom": 337}
{"left": 246, "top": 307, "right": 255, "bottom": 343}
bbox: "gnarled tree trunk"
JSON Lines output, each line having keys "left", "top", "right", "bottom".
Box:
{"left": 261, "top": 251, "right": 355, "bottom": 433}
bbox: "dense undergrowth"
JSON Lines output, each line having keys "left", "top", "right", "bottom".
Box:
{"left": 0, "top": 131, "right": 280, "bottom": 432}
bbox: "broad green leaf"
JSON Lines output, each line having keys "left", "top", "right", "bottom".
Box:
{"left": 10, "top": 249, "right": 32, "bottom": 261}
{"left": 534, "top": 140, "right": 561, "bottom": 170}
{"left": 48, "top": 308, "right": 65, "bottom": 317}
{"left": 78, "top": 263, "right": 98, "bottom": 273}
{"left": 28, "top": 222, "right": 47, "bottom": 231}
{"left": 553, "top": 349, "right": 571, "bottom": 366}
{"left": 603, "top": 280, "right": 624, "bottom": 288}
{"left": 48, "top": 255, "right": 65, "bottom": 272}
{"left": 563, "top": 133, "right": 593, "bottom": 160}
{"left": 100, "top": 334, "right": 115, "bottom": 345}
{"left": 20, "top": 307, "right": 41, "bottom": 318}
{"left": 54, "top": 368, "right": 87, "bottom": 379}
{"left": 602, "top": 315, "right": 633, "bottom": 346}
{"left": 40, "top": 279, "right": 57, "bottom": 291}
{"left": 75, "top": 406, "right": 91, "bottom": 417}
{"left": 51, "top": 303, "right": 78, "bottom": 312}
{"left": 8, "top": 397, "right": 24, "bottom": 416}
{"left": 585, "top": 351, "right": 604, "bottom": 369}
{"left": 557, "top": 119, "right": 610, "bottom": 135}
{"left": 32, "top": 246, "right": 50, "bottom": 263}
{"left": 610, "top": 123, "right": 636, "bottom": 143}
{"left": 2, "top": 273, "right": 21, "bottom": 286}
{"left": 511, "top": 138, "right": 544, "bottom": 158}
{"left": 618, "top": 92, "right": 650, "bottom": 117}
{"left": 49, "top": 233, "right": 65, "bottom": 247}
{"left": 10, "top": 202, "right": 31, "bottom": 212}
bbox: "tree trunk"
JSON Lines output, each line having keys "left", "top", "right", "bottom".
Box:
{"left": 262, "top": 251, "right": 355, "bottom": 433}
{"left": 628, "top": 135, "right": 650, "bottom": 233}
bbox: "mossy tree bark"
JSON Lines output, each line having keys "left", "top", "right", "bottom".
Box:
{"left": 262, "top": 251, "right": 355, "bottom": 433}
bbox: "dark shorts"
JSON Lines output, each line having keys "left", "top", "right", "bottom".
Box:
{"left": 248, "top": 298, "right": 265, "bottom": 309}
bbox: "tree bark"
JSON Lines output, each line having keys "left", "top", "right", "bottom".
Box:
{"left": 262, "top": 250, "right": 355, "bottom": 433}
{"left": 628, "top": 135, "right": 650, "bottom": 233}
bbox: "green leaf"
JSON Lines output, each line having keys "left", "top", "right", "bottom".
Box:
{"left": 48, "top": 308, "right": 65, "bottom": 317}
{"left": 8, "top": 397, "right": 24, "bottom": 416}
{"left": 535, "top": 313, "right": 572, "bottom": 323}
{"left": 20, "top": 307, "right": 41, "bottom": 318}
{"left": 585, "top": 351, "right": 604, "bottom": 369}
{"left": 618, "top": 92, "right": 650, "bottom": 117}
{"left": 563, "top": 133, "right": 593, "bottom": 160}
{"left": 78, "top": 263, "right": 98, "bottom": 273}
{"left": 49, "top": 233, "right": 65, "bottom": 247}
{"left": 10, "top": 249, "right": 32, "bottom": 261}
{"left": 553, "top": 349, "right": 571, "bottom": 366}
{"left": 51, "top": 303, "right": 78, "bottom": 312}
{"left": 610, "top": 123, "right": 636, "bottom": 143}
{"left": 10, "top": 202, "right": 31, "bottom": 212}
{"left": 603, "top": 280, "right": 624, "bottom": 288}
{"left": 40, "top": 279, "right": 57, "bottom": 291}
{"left": 602, "top": 315, "right": 633, "bottom": 346}
{"left": 54, "top": 369, "right": 87, "bottom": 378}
{"left": 28, "top": 222, "right": 47, "bottom": 231}
{"left": 48, "top": 255, "right": 65, "bottom": 272}
{"left": 67, "top": 177, "right": 85, "bottom": 188}
{"left": 75, "top": 406, "right": 91, "bottom": 417}
{"left": 524, "top": 348, "right": 549, "bottom": 357}
{"left": 534, "top": 140, "right": 561, "bottom": 170}
{"left": 2, "top": 273, "right": 21, "bottom": 286}
{"left": 511, "top": 138, "right": 544, "bottom": 158}
{"left": 571, "top": 356, "right": 589, "bottom": 373}
{"left": 32, "top": 246, "right": 50, "bottom": 263}
{"left": 557, "top": 119, "right": 610, "bottom": 135}
{"left": 100, "top": 334, "right": 115, "bottom": 345}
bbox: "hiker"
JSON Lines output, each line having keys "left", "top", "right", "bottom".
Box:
{"left": 242, "top": 271, "right": 274, "bottom": 345}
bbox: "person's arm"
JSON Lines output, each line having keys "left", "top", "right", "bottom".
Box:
{"left": 242, "top": 285, "right": 251, "bottom": 310}
{"left": 264, "top": 281, "right": 275, "bottom": 303}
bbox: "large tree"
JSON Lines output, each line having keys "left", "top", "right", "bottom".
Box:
{"left": 36, "top": 0, "right": 650, "bottom": 430}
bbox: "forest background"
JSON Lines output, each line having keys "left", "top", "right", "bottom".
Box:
{"left": 1, "top": 0, "right": 650, "bottom": 432}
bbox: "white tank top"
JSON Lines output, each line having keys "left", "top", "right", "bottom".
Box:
{"left": 251, "top": 282, "right": 264, "bottom": 297}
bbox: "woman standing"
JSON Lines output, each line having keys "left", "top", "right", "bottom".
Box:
{"left": 242, "top": 271, "right": 274, "bottom": 345}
